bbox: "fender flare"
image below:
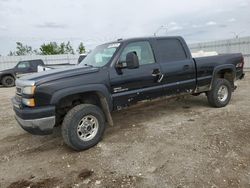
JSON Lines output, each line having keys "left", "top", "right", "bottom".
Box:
{"left": 50, "top": 84, "right": 113, "bottom": 110}
{"left": 210, "top": 64, "right": 236, "bottom": 89}
{"left": 50, "top": 84, "right": 114, "bottom": 126}
{"left": 0, "top": 73, "right": 16, "bottom": 81}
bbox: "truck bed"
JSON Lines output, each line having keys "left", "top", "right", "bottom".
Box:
{"left": 193, "top": 53, "right": 244, "bottom": 92}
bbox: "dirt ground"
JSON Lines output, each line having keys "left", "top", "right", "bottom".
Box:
{"left": 0, "top": 74, "right": 249, "bottom": 188}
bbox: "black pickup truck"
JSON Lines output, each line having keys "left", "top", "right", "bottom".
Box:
{"left": 0, "top": 59, "right": 44, "bottom": 87}
{"left": 12, "top": 36, "right": 245, "bottom": 151}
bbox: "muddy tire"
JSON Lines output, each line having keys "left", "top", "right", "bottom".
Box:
{"left": 1, "top": 75, "right": 15, "bottom": 87}
{"left": 207, "top": 78, "right": 232, "bottom": 108}
{"left": 62, "top": 104, "right": 106, "bottom": 151}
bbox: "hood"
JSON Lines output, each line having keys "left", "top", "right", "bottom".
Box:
{"left": 0, "top": 68, "right": 15, "bottom": 74}
{"left": 18, "top": 65, "right": 100, "bottom": 85}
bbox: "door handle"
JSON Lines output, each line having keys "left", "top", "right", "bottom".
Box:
{"left": 152, "top": 69, "right": 164, "bottom": 83}
{"left": 183, "top": 65, "right": 190, "bottom": 70}
{"left": 152, "top": 69, "right": 161, "bottom": 76}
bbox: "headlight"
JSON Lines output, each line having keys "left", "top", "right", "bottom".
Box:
{"left": 22, "top": 86, "right": 36, "bottom": 95}
{"left": 22, "top": 98, "right": 35, "bottom": 107}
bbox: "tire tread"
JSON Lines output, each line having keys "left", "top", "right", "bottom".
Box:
{"left": 61, "top": 104, "right": 105, "bottom": 151}
{"left": 2, "top": 75, "right": 15, "bottom": 87}
{"left": 207, "top": 78, "right": 232, "bottom": 108}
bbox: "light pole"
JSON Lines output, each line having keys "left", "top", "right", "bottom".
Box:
{"left": 154, "top": 25, "right": 168, "bottom": 36}
{"left": 230, "top": 31, "right": 245, "bottom": 39}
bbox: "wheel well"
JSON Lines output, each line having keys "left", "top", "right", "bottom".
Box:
{"left": 0, "top": 74, "right": 15, "bottom": 85}
{"left": 55, "top": 92, "right": 112, "bottom": 126}
{"left": 216, "top": 69, "right": 234, "bottom": 86}
{"left": 0, "top": 74, "right": 15, "bottom": 81}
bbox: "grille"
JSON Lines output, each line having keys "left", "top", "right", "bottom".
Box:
{"left": 15, "top": 95, "right": 22, "bottom": 103}
{"left": 16, "top": 87, "right": 22, "bottom": 95}
{"left": 15, "top": 87, "right": 22, "bottom": 103}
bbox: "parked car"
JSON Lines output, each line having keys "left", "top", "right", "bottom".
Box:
{"left": 0, "top": 59, "right": 44, "bottom": 87}
{"left": 12, "top": 36, "right": 245, "bottom": 151}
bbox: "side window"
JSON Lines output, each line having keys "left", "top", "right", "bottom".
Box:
{"left": 120, "top": 41, "right": 155, "bottom": 65}
{"left": 33, "top": 60, "right": 43, "bottom": 66}
{"left": 17, "top": 61, "right": 30, "bottom": 69}
{"left": 157, "top": 39, "right": 187, "bottom": 62}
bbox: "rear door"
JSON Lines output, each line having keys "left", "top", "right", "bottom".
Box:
{"left": 109, "top": 40, "right": 164, "bottom": 109}
{"left": 154, "top": 38, "right": 196, "bottom": 95}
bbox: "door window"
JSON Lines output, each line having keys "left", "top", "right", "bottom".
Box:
{"left": 17, "top": 62, "right": 30, "bottom": 69}
{"left": 120, "top": 41, "right": 155, "bottom": 65}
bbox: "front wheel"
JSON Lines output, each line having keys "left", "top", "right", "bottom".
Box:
{"left": 2, "top": 75, "right": 15, "bottom": 87}
{"left": 62, "top": 104, "right": 106, "bottom": 151}
{"left": 206, "top": 78, "right": 232, "bottom": 108}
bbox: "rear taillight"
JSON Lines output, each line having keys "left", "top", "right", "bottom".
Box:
{"left": 236, "top": 57, "right": 244, "bottom": 68}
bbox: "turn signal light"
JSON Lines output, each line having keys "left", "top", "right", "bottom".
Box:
{"left": 22, "top": 98, "right": 35, "bottom": 107}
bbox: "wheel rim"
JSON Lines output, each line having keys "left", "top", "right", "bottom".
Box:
{"left": 6, "top": 78, "right": 13, "bottom": 85}
{"left": 217, "top": 85, "right": 228, "bottom": 102}
{"left": 77, "top": 115, "right": 99, "bottom": 141}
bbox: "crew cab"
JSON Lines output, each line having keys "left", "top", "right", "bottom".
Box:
{"left": 0, "top": 59, "right": 44, "bottom": 87}
{"left": 12, "top": 36, "right": 245, "bottom": 151}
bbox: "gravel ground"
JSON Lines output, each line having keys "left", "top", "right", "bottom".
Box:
{"left": 0, "top": 74, "right": 249, "bottom": 188}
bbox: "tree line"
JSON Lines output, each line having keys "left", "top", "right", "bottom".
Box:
{"left": 8, "top": 41, "right": 86, "bottom": 56}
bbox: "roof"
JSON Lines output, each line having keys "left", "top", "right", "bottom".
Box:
{"left": 107, "top": 36, "right": 183, "bottom": 44}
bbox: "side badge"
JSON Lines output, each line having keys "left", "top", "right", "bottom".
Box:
{"left": 113, "top": 87, "right": 128, "bottom": 93}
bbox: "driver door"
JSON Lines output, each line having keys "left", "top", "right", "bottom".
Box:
{"left": 109, "top": 40, "right": 164, "bottom": 109}
{"left": 15, "top": 61, "right": 32, "bottom": 76}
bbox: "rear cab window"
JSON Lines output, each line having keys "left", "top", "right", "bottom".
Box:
{"left": 156, "top": 39, "right": 187, "bottom": 63}
{"left": 33, "top": 60, "right": 44, "bottom": 65}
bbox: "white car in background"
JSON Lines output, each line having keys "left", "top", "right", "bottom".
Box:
{"left": 37, "top": 54, "right": 87, "bottom": 72}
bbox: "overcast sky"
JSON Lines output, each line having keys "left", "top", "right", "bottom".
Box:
{"left": 0, "top": 0, "right": 250, "bottom": 55}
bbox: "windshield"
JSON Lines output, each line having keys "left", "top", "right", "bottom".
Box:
{"left": 79, "top": 43, "right": 120, "bottom": 67}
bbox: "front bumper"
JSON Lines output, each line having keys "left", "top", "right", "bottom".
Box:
{"left": 15, "top": 115, "right": 55, "bottom": 135}
{"left": 12, "top": 97, "right": 56, "bottom": 135}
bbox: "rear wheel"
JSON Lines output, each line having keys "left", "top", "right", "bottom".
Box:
{"left": 1, "top": 75, "right": 15, "bottom": 87}
{"left": 206, "top": 78, "right": 232, "bottom": 108}
{"left": 61, "top": 104, "right": 106, "bottom": 151}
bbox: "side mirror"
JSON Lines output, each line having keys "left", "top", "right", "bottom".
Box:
{"left": 126, "top": 52, "right": 139, "bottom": 69}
